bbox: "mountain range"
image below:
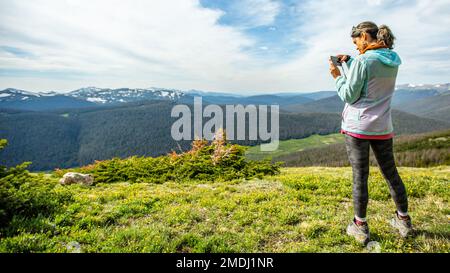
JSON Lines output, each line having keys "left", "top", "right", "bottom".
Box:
{"left": 0, "top": 83, "right": 449, "bottom": 171}
{"left": 1, "top": 83, "right": 448, "bottom": 112}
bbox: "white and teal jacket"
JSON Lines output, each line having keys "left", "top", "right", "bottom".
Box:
{"left": 335, "top": 48, "right": 402, "bottom": 135}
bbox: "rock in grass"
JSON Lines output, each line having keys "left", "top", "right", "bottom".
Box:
{"left": 66, "top": 241, "right": 82, "bottom": 253}
{"left": 59, "top": 172, "right": 94, "bottom": 186}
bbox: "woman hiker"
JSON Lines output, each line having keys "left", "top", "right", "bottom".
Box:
{"left": 328, "top": 21, "right": 413, "bottom": 244}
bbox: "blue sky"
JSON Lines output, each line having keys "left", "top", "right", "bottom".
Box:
{"left": 200, "top": 0, "right": 305, "bottom": 60}
{"left": 0, "top": 0, "right": 449, "bottom": 94}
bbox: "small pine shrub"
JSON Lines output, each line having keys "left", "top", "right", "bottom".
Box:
{"left": 55, "top": 129, "right": 281, "bottom": 183}
{"left": 0, "top": 140, "right": 73, "bottom": 233}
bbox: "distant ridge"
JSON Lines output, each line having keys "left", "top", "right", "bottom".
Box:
{"left": 2, "top": 83, "right": 448, "bottom": 111}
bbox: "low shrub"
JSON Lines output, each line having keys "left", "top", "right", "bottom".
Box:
{"left": 0, "top": 139, "right": 73, "bottom": 234}
{"left": 55, "top": 129, "right": 281, "bottom": 183}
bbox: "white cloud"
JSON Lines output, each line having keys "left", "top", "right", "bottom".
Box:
{"left": 0, "top": 0, "right": 256, "bottom": 92}
{"left": 0, "top": 0, "right": 448, "bottom": 93}
{"left": 229, "top": 0, "right": 281, "bottom": 28}
{"left": 367, "top": 0, "right": 382, "bottom": 6}
{"left": 217, "top": 0, "right": 450, "bottom": 92}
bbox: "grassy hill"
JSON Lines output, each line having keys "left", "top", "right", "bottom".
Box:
{"left": 1, "top": 166, "right": 448, "bottom": 253}
{"left": 246, "top": 133, "right": 344, "bottom": 161}
{"left": 274, "top": 129, "right": 450, "bottom": 167}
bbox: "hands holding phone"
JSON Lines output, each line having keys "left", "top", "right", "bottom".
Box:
{"left": 329, "top": 54, "right": 350, "bottom": 79}
{"left": 336, "top": 55, "right": 351, "bottom": 63}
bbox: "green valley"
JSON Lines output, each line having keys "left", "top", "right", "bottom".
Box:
{"left": 245, "top": 133, "right": 344, "bottom": 161}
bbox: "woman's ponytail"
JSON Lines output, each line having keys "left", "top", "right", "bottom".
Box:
{"left": 377, "top": 24, "right": 396, "bottom": 49}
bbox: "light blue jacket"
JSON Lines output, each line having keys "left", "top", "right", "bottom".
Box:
{"left": 335, "top": 48, "right": 402, "bottom": 135}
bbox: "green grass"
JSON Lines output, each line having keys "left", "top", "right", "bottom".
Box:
{"left": 245, "top": 133, "right": 344, "bottom": 161}
{"left": 275, "top": 129, "right": 450, "bottom": 167}
{"left": 1, "top": 166, "right": 448, "bottom": 253}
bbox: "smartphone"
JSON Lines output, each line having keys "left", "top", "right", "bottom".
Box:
{"left": 330, "top": 56, "right": 341, "bottom": 67}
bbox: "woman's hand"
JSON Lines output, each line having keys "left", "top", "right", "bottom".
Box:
{"left": 329, "top": 59, "right": 341, "bottom": 79}
{"left": 337, "top": 54, "right": 351, "bottom": 63}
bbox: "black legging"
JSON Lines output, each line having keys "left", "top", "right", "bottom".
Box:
{"left": 344, "top": 134, "right": 408, "bottom": 218}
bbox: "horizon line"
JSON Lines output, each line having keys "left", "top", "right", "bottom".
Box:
{"left": 1, "top": 82, "right": 449, "bottom": 96}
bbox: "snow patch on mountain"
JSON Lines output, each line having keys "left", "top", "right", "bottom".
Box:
{"left": 65, "top": 87, "right": 186, "bottom": 104}
{"left": 1, "top": 83, "right": 448, "bottom": 106}
{"left": 2, "top": 88, "right": 40, "bottom": 97}
{"left": 396, "top": 83, "right": 449, "bottom": 93}
{"left": 86, "top": 97, "right": 107, "bottom": 103}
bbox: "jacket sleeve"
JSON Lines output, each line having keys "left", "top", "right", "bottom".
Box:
{"left": 335, "top": 57, "right": 366, "bottom": 104}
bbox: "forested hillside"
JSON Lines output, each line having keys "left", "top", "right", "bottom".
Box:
{"left": 393, "top": 93, "right": 450, "bottom": 122}
{"left": 1, "top": 98, "right": 449, "bottom": 170}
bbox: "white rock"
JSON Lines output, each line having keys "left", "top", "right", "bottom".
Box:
{"left": 59, "top": 172, "right": 94, "bottom": 186}
{"left": 366, "top": 241, "right": 381, "bottom": 253}
{"left": 66, "top": 241, "right": 82, "bottom": 253}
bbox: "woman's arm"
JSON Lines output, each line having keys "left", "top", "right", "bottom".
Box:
{"left": 334, "top": 57, "right": 367, "bottom": 104}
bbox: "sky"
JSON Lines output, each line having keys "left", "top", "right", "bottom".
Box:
{"left": 0, "top": 0, "right": 449, "bottom": 94}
